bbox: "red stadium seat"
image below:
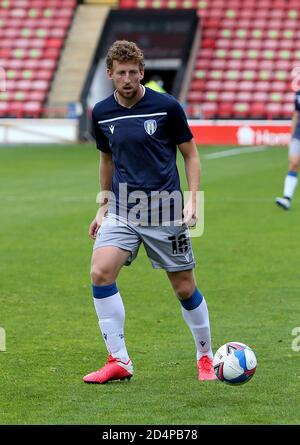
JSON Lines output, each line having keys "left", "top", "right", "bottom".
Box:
{"left": 254, "top": 10, "right": 269, "bottom": 19}
{"left": 46, "top": 38, "right": 63, "bottom": 49}
{"left": 237, "top": 81, "right": 255, "bottom": 92}
{"left": 216, "top": 39, "right": 232, "bottom": 49}
{"left": 39, "top": 59, "right": 56, "bottom": 69}
{"left": 250, "top": 103, "right": 267, "bottom": 118}
{"left": 200, "top": 102, "right": 218, "bottom": 119}
{"left": 279, "top": 40, "right": 295, "bottom": 50}
{"left": 270, "top": 81, "right": 287, "bottom": 92}
{"left": 259, "top": 60, "right": 275, "bottom": 70}
{"left": 23, "top": 101, "right": 42, "bottom": 117}
{"left": 243, "top": 59, "right": 259, "bottom": 70}
{"left": 205, "top": 80, "right": 223, "bottom": 92}
{"left": 224, "top": 70, "right": 240, "bottom": 81}
{"left": 255, "top": 81, "right": 271, "bottom": 92}
{"left": 265, "top": 102, "right": 282, "bottom": 119}
{"left": 30, "top": 90, "right": 47, "bottom": 102}
{"left": 233, "top": 102, "right": 250, "bottom": 117}
{"left": 210, "top": 59, "right": 227, "bottom": 70}
{"left": 232, "top": 39, "right": 248, "bottom": 50}
{"left": 35, "top": 70, "right": 54, "bottom": 81}
{"left": 223, "top": 80, "right": 239, "bottom": 91}
{"left": 217, "top": 102, "right": 234, "bottom": 118}
{"left": 227, "top": 59, "right": 243, "bottom": 70}
{"left": 218, "top": 91, "right": 236, "bottom": 102}
{"left": 0, "top": 101, "right": 9, "bottom": 117}
{"left": 8, "top": 101, "right": 24, "bottom": 117}
{"left": 236, "top": 91, "right": 253, "bottom": 102}
{"left": 15, "top": 80, "right": 32, "bottom": 91}
{"left": 195, "top": 59, "right": 211, "bottom": 70}
{"left": 4, "top": 28, "right": 19, "bottom": 38}
{"left": 281, "top": 102, "right": 294, "bottom": 118}
{"left": 23, "top": 59, "right": 40, "bottom": 69}
{"left": 252, "top": 91, "right": 269, "bottom": 102}
{"left": 42, "top": 47, "right": 60, "bottom": 59}
{"left": 187, "top": 91, "right": 203, "bottom": 103}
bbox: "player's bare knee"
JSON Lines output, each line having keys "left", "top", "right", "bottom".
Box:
{"left": 175, "top": 283, "right": 196, "bottom": 300}
{"left": 288, "top": 161, "right": 300, "bottom": 171}
{"left": 90, "top": 265, "right": 115, "bottom": 286}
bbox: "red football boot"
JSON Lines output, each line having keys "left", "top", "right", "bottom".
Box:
{"left": 198, "top": 355, "right": 217, "bottom": 381}
{"left": 83, "top": 355, "right": 133, "bottom": 384}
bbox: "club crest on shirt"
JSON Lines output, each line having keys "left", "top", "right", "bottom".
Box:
{"left": 144, "top": 119, "right": 157, "bottom": 135}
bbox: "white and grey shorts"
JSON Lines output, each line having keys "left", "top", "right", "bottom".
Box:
{"left": 289, "top": 137, "right": 300, "bottom": 156}
{"left": 94, "top": 214, "right": 196, "bottom": 272}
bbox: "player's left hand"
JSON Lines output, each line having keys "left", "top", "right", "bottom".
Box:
{"left": 183, "top": 198, "right": 198, "bottom": 227}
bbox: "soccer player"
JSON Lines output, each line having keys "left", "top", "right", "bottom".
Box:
{"left": 83, "top": 40, "right": 217, "bottom": 384}
{"left": 275, "top": 90, "right": 300, "bottom": 210}
{"left": 145, "top": 75, "right": 166, "bottom": 93}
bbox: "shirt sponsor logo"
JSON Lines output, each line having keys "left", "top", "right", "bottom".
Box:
{"left": 144, "top": 119, "right": 157, "bottom": 136}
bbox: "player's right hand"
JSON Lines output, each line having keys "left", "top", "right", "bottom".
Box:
{"left": 89, "top": 218, "right": 99, "bottom": 240}
{"left": 88, "top": 206, "right": 107, "bottom": 240}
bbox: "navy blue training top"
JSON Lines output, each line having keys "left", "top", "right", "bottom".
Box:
{"left": 294, "top": 90, "right": 300, "bottom": 139}
{"left": 92, "top": 87, "right": 193, "bottom": 196}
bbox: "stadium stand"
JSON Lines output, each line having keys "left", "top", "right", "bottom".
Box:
{"left": 1, "top": 0, "right": 299, "bottom": 120}
{"left": 119, "top": 0, "right": 300, "bottom": 119}
{"left": 0, "top": 0, "right": 77, "bottom": 117}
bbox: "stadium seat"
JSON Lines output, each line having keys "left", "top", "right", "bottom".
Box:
{"left": 200, "top": 102, "right": 218, "bottom": 119}
{"left": 23, "top": 101, "right": 42, "bottom": 117}
{"left": 233, "top": 102, "right": 250, "bottom": 118}
{"left": 255, "top": 81, "right": 271, "bottom": 92}
{"left": 219, "top": 91, "right": 236, "bottom": 102}
{"left": 281, "top": 102, "right": 294, "bottom": 118}
{"left": 35, "top": 70, "right": 54, "bottom": 81}
{"left": 187, "top": 91, "right": 203, "bottom": 103}
{"left": 0, "top": 101, "right": 9, "bottom": 117}
{"left": 237, "top": 81, "right": 255, "bottom": 92}
{"left": 252, "top": 91, "right": 269, "bottom": 102}
{"left": 205, "top": 80, "right": 223, "bottom": 92}
{"left": 226, "top": 59, "right": 243, "bottom": 70}
{"left": 217, "top": 102, "right": 234, "bottom": 118}
{"left": 270, "top": 81, "right": 287, "bottom": 93}
{"left": 210, "top": 59, "right": 227, "bottom": 70}
{"left": 236, "top": 91, "right": 253, "bottom": 102}
{"left": 224, "top": 70, "right": 240, "bottom": 81}
{"left": 265, "top": 102, "right": 282, "bottom": 119}
{"left": 243, "top": 60, "right": 259, "bottom": 70}
{"left": 250, "top": 102, "right": 267, "bottom": 118}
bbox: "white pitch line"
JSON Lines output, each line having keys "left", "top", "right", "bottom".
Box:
{"left": 203, "top": 145, "right": 267, "bottom": 160}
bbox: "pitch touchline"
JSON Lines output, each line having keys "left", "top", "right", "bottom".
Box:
{"left": 203, "top": 145, "right": 267, "bottom": 160}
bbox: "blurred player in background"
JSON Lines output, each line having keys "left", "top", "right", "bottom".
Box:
{"left": 83, "top": 40, "right": 217, "bottom": 384}
{"left": 276, "top": 90, "right": 300, "bottom": 210}
{"left": 145, "top": 75, "right": 166, "bottom": 93}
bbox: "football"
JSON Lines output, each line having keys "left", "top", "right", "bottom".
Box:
{"left": 213, "top": 342, "right": 257, "bottom": 385}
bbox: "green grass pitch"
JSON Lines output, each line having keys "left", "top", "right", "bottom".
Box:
{"left": 0, "top": 143, "right": 300, "bottom": 425}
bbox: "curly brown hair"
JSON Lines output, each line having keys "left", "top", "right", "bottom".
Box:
{"left": 106, "top": 40, "right": 145, "bottom": 71}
